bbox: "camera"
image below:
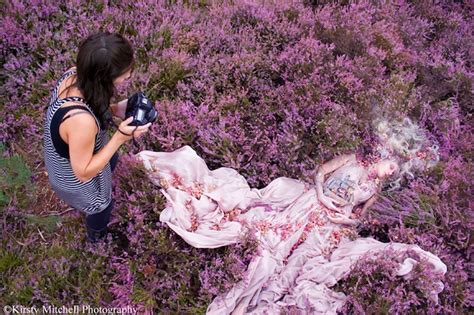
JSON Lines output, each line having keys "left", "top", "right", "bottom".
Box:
{"left": 125, "top": 92, "right": 158, "bottom": 126}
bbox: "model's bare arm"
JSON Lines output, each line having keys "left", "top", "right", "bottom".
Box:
{"left": 359, "top": 195, "right": 377, "bottom": 217}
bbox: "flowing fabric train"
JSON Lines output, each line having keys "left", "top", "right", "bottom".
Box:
{"left": 136, "top": 146, "right": 447, "bottom": 314}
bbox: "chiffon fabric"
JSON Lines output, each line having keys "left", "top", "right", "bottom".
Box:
{"left": 136, "top": 146, "right": 447, "bottom": 315}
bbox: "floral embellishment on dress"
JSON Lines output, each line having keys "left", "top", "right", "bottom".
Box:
{"left": 191, "top": 181, "right": 205, "bottom": 199}
{"left": 255, "top": 220, "right": 272, "bottom": 234}
{"left": 329, "top": 230, "right": 342, "bottom": 246}
{"left": 171, "top": 172, "right": 184, "bottom": 189}
{"left": 167, "top": 173, "right": 205, "bottom": 200}
{"left": 189, "top": 213, "right": 199, "bottom": 232}
{"left": 210, "top": 223, "right": 222, "bottom": 231}
{"left": 287, "top": 211, "right": 325, "bottom": 257}
{"left": 213, "top": 208, "right": 245, "bottom": 231}
{"left": 185, "top": 199, "right": 193, "bottom": 212}
{"left": 159, "top": 177, "right": 169, "bottom": 189}
{"left": 321, "top": 229, "right": 351, "bottom": 260}
{"left": 150, "top": 163, "right": 160, "bottom": 173}
{"left": 321, "top": 246, "right": 334, "bottom": 260}
{"left": 207, "top": 183, "right": 217, "bottom": 192}
{"left": 278, "top": 223, "right": 295, "bottom": 241}
{"left": 223, "top": 208, "right": 242, "bottom": 222}
{"left": 327, "top": 227, "right": 358, "bottom": 248}
{"left": 184, "top": 198, "right": 199, "bottom": 232}
{"left": 306, "top": 211, "right": 326, "bottom": 230}
{"left": 184, "top": 181, "right": 205, "bottom": 199}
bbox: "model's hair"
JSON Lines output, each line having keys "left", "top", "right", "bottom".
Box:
{"left": 372, "top": 117, "right": 440, "bottom": 190}
{"left": 63, "top": 32, "right": 134, "bottom": 128}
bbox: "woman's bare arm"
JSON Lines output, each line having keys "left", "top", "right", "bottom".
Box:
{"left": 63, "top": 115, "right": 150, "bottom": 182}
{"left": 313, "top": 153, "right": 356, "bottom": 185}
{"left": 65, "top": 115, "right": 125, "bottom": 182}
{"left": 359, "top": 195, "right": 377, "bottom": 217}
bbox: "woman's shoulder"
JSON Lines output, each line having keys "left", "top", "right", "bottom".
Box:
{"left": 331, "top": 157, "right": 363, "bottom": 179}
{"left": 61, "top": 66, "right": 77, "bottom": 77}
{"left": 336, "top": 154, "right": 359, "bottom": 170}
{"left": 61, "top": 109, "right": 99, "bottom": 136}
{"left": 346, "top": 153, "right": 357, "bottom": 163}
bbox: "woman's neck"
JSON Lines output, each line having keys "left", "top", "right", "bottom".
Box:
{"left": 60, "top": 74, "right": 84, "bottom": 99}
{"left": 354, "top": 164, "right": 378, "bottom": 184}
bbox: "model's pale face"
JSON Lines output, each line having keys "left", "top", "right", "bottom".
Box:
{"left": 376, "top": 160, "right": 399, "bottom": 178}
{"left": 113, "top": 68, "right": 133, "bottom": 86}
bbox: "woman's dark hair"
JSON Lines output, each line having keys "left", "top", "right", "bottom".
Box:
{"left": 63, "top": 32, "right": 134, "bottom": 128}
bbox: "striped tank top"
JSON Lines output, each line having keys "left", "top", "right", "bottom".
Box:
{"left": 43, "top": 67, "right": 112, "bottom": 215}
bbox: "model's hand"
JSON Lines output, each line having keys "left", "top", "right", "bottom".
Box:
{"left": 327, "top": 213, "right": 348, "bottom": 224}
{"left": 349, "top": 212, "right": 360, "bottom": 219}
{"left": 115, "top": 117, "right": 152, "bottom": 143}
{"left": 318, "top": 194, "right": 342, "bottom": 212}
{"left": 328, "top": 213, "right": 361, "bottom": 226}
{"left": 352, "top": 206, "right": 363, "bottom": 217}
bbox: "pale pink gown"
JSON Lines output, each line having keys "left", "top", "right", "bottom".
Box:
{"left": 136, "top": 146, "right": 447, "bottom": 315}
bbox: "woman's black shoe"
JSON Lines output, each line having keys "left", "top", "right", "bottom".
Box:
{"left": 86, "top": 226, "right": 108, "bottom": 243}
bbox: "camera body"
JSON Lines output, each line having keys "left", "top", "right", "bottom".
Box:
{"left": 125, "top": 92, "right": 158, "bottom": 126}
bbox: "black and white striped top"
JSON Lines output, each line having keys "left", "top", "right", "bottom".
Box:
{"left": 43, "top": 67, "right": 112, "bottom": 215}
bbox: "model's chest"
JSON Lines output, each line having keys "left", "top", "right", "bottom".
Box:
{"left": 324, "top": 165, "right": 376, "bottom": 205}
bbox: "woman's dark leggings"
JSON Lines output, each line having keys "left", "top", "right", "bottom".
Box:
{"left": 85, "top": 152, "right": 119, "bottom": 232}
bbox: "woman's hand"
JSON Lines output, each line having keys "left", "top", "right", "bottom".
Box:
{"left": 318, "top": 194, "right": 343, "bottom": 212}
{"left": 110, "top": 99, "right": 128, "bottom": 120}
{"left": 115, "top": 117, "right": 152, "bottom": 143}
{"left": 327, "top": 213, "right": 348, "bottom": 224}
{"left": 349, "top": 212, "right": 360, "bottom": 219}
{"left": 352, "top": 206, "right": 363, "bottom": 217}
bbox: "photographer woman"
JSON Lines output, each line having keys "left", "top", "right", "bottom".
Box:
{"left": 43, "top": 32, "right": 151, "bottom": 242}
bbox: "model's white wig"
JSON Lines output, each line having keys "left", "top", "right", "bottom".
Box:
{"left": 373, "top": 117, "right": 440, "bottom": 190}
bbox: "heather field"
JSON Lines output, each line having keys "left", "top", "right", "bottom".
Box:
{"left": 1, "top": 0, "right": 473, "bottom": 314}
